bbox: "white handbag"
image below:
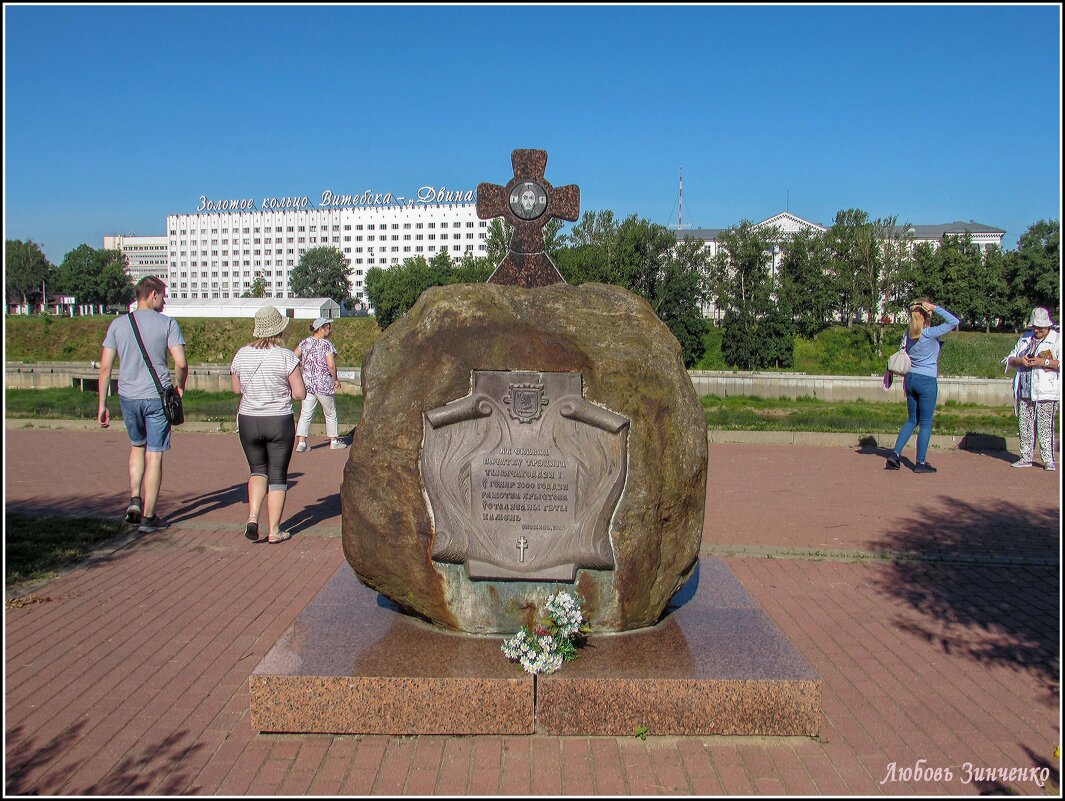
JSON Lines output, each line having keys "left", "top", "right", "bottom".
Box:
{"left": 887, "top": 343, "right": 911, "bottom": 376}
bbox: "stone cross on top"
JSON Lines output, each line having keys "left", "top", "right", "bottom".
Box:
{"left": 476, "top": 148, "right": 580, "bottom": 288}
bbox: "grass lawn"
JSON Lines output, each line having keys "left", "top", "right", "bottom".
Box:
{"left": 5, "top": 514, "right": 130, "bottom": 596}
{"left": 5, "top": 388, "right": 1018, "bottom": 438}
{"left": 700, "top": 394, "right": 1018, "bottom": 438}
{"left": 4, "top": 388, "right": 364, "bottom": 424}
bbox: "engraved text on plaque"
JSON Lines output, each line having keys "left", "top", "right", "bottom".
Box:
{"left": 421, "top": 371, "right": 629, "bottom": 581}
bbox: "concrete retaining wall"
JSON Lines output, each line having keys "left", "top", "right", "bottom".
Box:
{"left": 7, "top": 363, "right": 1015, "bottom": 405}
{"left": 689, "top": 370, "right": 1014, "bottom": 405}
{"left": 5, "top": 363, "right": 366, "bottom": 396}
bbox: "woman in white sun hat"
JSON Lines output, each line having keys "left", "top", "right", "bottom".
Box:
{"left": 293, "top": 317, "right": 345, "bottom": 452}
{"left": 230, "top": 306, "right": 306, "bottom": 543}
{"left": 1004, "top": 307, "right": 1060, "bottom": 470}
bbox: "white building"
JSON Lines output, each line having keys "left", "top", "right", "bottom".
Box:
{"left": 102, "top": 234, "right": 170, "bottom": 284}
{"left": 128, "top": 297, "right": 340, "bottom": 320}
{"left": 678, "top": 211, "right": 1005, "bottom": 260}
{"left": 166, "top": 192, "right": 489, "bottom": 307}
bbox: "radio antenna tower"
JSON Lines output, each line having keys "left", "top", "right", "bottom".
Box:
{"left": 673, "top": 166, "right": 692, "bottom": 230}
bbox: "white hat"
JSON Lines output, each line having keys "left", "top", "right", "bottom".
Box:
{"left": 1027, "top": 308, "right": 1054, "bottom": 328}
{"left": 252, "top": 306, "right": 290, "bottom": 338}
{"left": 311, "top": 317, "right": 332, "bottom": 332}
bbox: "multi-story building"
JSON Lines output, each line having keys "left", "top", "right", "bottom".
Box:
{"left": 102, "top": 234, "right": 170, "bottom": 284}
{"left": 678, "top": 211, "right": 1005, "bottom": 259}
{"left": 165, "top": 191, "right": 488, "bottom": 306}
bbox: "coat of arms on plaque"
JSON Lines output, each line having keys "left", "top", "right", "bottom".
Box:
{"left": 421, "top": 371, "right": 629, "bottom": 581}
{"left": 503, "top": 383, "right": 547, "bottom": 423}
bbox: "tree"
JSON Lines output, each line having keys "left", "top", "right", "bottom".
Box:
{"left": 364, "top": 257, "right": 440, "bottom": 329}
{"left": 937, "top": 233, "right": 984, "bottom": 328}
{"left": 777, "top": 229, "right": 833, "bottom": 338}
{"left": 485, "top": 219, "right": 510, "bottom": 264}
{"left": 242, "top": 274, "right": 267, "bottom": 298}
{"left": 289, "top": 247, "right": 352, "bottom": 305}
{"left": 908, "top": 241, "right": 943, "bottom": 303}
{"left": 98, "top": 250, "right": 135, "bottom": 307}
{"left": 710, "top": 220, "right": 777, "bottom": 315}
{"left": 5, "top": 239, "right": 53, "bottom": 313}
{"left": 826, "top": 209, "right": 877, "bottom": 326}
{"left": 1006, "top": 219, "right": 1060, "bottom": 329}
{"left": 711, "top": 221, "right": 795, "bottom": 370}
{"left": 976, "top": 245, "right": 1010, "bottom": 331}
{"left": 874, "top": 216, "right": 915, "bottom": 323}
{"left": 56, "top": 245, "right": 132, "bottom": 307}
{"left": 658, "top": 238, "right": 712, "bottom": 366}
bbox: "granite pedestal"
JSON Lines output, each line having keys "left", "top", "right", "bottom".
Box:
{"left": 249, "top": 558, "right": 821, "bottom": 736}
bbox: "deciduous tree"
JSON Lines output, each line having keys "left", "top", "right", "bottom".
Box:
{"left": 777, "top": 229, "right": 833, "bottom": 338}
{"left": 1006, "top": 219, "right": 1060, "bottom": 329}
{"left": 5, "top": 239, "right": 53, "bottom": 313}
{"left": 56, "top": 245, "right": 132, "bottom": 307}
{"left": 289, "top": 247, "right": 352, "bottom": 305}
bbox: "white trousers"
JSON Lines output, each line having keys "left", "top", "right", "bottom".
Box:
{"left": 296, "top": 392, "right": 339, "bottom": 438}
{"left": 1017, "top": 399, "right": 1057, "bottom": 466}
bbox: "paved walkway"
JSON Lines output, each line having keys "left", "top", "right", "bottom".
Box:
{"left": 4, "top": 428, "right": 1061, "bottom": 795}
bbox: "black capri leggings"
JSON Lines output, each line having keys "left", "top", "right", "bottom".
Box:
{"left": 237, "top": 414, "right": 295, "bottom": 491}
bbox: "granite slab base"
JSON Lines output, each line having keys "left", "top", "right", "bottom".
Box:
{"left": 249, "top": 567, "right": 534, "bottom": 735}
{"left": 250, "top": 558, "right": 820, "bottom": 737}
{"left": 536, "top": 558, "right": 822, "bottom": 736}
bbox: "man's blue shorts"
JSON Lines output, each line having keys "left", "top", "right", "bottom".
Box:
{"left": 120, "top": 396, "right": 171, "bottom": 452}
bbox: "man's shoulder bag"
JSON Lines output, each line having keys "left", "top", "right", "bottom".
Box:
{"left": 129, "top": 314, "right": 184, "bottom": 425}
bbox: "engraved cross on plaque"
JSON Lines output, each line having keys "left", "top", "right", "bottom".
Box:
{"left": 476, "top": 148, "right": 581, "bottom": 288}
{"left": 516, "top": 536, "right": 528, "bottom": 563}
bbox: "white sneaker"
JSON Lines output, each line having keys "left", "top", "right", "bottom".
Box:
{"left": 329, "top": 439, "right": 347, "bottom": 450}
{"left": 1045, "top": 464, "right": 1056, "bottom": 471}
{"left": 296, "top": 441, "right": 308, "bottom": 453}
{"left": 1011, "top": 460, "right": 1032, "bottom": 468}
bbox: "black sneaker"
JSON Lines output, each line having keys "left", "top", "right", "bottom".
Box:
{"left": 138, "top": 515, "right": 170, "bottom": 533}
{"left": 885, "top": 452, "right": 901, "bottom": 470}
{"left": 125, "top": 498, "right": 142, "bottom": 525}
{"left": 912, "top": 462, "right": 937, "bottom": 474}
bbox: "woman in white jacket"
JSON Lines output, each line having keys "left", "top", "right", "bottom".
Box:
{"left": 1004, "top": 307, "right": 1060, "bottom": 470}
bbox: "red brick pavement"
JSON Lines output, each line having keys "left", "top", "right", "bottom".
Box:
{"left": 4, "top": 429, "right": 1061, "bottom": 795}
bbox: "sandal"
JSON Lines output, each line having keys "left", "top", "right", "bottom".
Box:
{"left": 268, "top": 530, "right": 292, "bottom": 544}
{"left": 245, "top": 521, "right": 259, "bottom": 541}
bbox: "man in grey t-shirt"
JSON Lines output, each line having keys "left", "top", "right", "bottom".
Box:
{"left": 98, "top": 276, "right": 187, "bottom": 533}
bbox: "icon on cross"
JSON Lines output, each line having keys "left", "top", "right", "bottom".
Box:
{"left": 476, "top": 149, "right": 581, "bottom": 288}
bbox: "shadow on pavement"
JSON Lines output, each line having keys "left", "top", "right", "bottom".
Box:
{"left": 6, "top": 721, "right": 202, "bottom": 794}
{"left": 283, "top": 491, "right": 342, "bottom": 535}
{"left": 167, "top": 482, "right": 249, "bottom": 524}
{"left": 6, "top": 496, "right": 123, "bottom": 520}
{"left": 872, "top": 497, "right": 1059, "bottom": 697}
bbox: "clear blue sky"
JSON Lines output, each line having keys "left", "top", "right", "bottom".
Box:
{"left": 4, "top": 4, "right": 1061, "bottom": 264}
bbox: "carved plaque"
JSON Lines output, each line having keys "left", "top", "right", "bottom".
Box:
{"left": 421, "top": 371, "right": 629, "bottom": 581}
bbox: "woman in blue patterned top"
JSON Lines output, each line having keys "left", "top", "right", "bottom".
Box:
{"left": 885, "top": 299, "right": 960, "bottom": 473}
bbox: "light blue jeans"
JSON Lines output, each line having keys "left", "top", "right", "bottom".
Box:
{"left": 893, "top": 373, "right": 938, "bottom": 464}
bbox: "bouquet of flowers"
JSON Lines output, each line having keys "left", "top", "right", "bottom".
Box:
{"left": 501, "top": 590, "right": 587, "bottom": 675}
